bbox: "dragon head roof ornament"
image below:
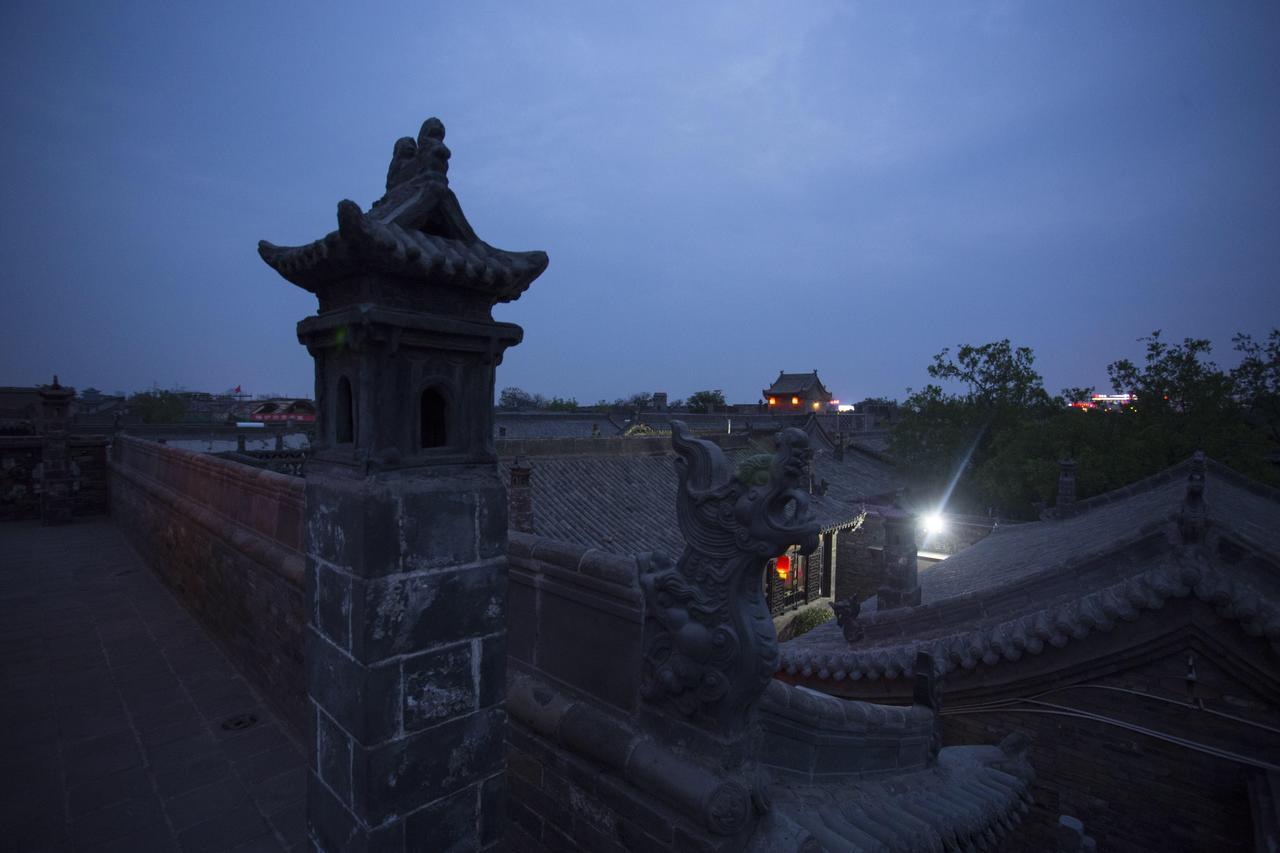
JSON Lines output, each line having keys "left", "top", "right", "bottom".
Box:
{"left": 638, "top": 421, "right": 820, "bottom": 760}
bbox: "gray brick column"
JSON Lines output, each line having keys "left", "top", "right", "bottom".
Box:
{"left": 257, "top": 116, "right": 547, "bottom": 852}
{"left": 38, "top": 377, "right": 76, "bottom": 526}
{"left": 1058, "top": 458, "right": 1077, "bottom": 510}
{"left": 507, "top": 458, "right": 534, "bottom": 534}
{"left": 877, "top": 505, "right": 920, "bottom": 610}
{"left": 305, "top": 467, "right": 509, "bottom": 850}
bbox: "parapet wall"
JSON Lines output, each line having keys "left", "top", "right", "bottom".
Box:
{"left": 110, "top": 436, "right": 307, "bottom": 733}
{"left": 504, "top": 532, "right": 745, "bottom": 852}
{"left": 496, "top": 431, "right": 750, "bottom": 459}
{"left": 506, "top": 531, "right": 644, "bottom": 712}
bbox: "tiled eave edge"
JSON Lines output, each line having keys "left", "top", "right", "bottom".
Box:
{"left": 761, "top": 739, "right": 1034, "bottom": 852}
{"left": 778, "top": 556, "right": 1280, "bottom": 683}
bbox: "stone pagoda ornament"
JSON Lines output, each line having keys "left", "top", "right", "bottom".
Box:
{"left": 37, "top": 375, "right": 77, "bottom": 525}
{"left": 259, "top": 118, "right": 546, "bottom": 852}
{"left": 259, "top": 117, "right": 547, "bottom": 468}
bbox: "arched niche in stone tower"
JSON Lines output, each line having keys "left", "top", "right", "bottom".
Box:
{"left": 335, "top": 375, "right": 355, "bottom": 444}
{"left": 419, "top": 385, "right": 449, "bottom": 449}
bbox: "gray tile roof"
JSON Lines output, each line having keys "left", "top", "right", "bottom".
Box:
{"left": 502, "top": 433, "right": 901, "bottom": 558}
{"left": 848, "top": 430, "right": 892, "bottom": 454}
{"left": 917, "top": 457, "right": 1278, "bottom": 603}
{"left": 495, "top": 412, "right": 624, "bottom": 439}
{"left": 778, "top": 456, "right": 1280, "bottom": 684}
{"left": 764, "top": 371, "right": 827, "bottom": 395}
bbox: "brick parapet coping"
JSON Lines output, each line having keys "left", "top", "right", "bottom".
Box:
{"left": 110, "top": 435, "right": 304, "bottom": 586}
{"left": 496, "top": 433, "right": 750, "bottom": 459}
{"left": 507, "top": 530, "right": 640, "bottom": 592}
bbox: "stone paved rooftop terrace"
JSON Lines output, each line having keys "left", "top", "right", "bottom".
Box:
{"left": 1, "top": 519, "right": 306, "bottom": 853}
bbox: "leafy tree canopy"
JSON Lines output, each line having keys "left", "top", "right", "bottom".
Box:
{"left": 927, "top": 339, "right": 1051, "bottom": 409}
{"left": 891, "top": 331, "right": 1279, "bottom": 521}
{"left": 545, "top": 396, "right": 578, "bottom": 412}
{"left": 498, "top": 387, "right": 545, "bottom": 410}
{"left": 686, "top": 389, "right": 726, "bottom": 413}
{"left": 128, "top": 390, "right": 188, "bottom": 424}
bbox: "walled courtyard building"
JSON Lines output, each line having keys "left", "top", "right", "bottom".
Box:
{"left": 764, "top": 371, "right": 834, "bottom": 412}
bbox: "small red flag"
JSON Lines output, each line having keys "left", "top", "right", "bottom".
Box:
{"left": 234, "top": 385, "right": 241, "bottom": 393}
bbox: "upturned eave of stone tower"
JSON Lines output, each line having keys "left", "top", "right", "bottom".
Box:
{"left": 257, "top": 117, "right": 548, "bottom": 311}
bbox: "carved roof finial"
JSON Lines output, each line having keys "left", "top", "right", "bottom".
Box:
{"left": 258, "top": 116, "right": 547, "bottom": 310}
{"left": 1178, "top": 451, "right": 1207, "bottom": 542}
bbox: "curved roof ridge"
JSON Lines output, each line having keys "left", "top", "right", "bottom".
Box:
{"left": 1204, "top": 456, "right": 1280, "bottom": 504}
{"left": 1053, "top": 455, "right": 1196, "bottom": 519}
{"left": 779, "top": 553, "right": 1280, "bottom": 682}
{"left": 858, "top": 522, "right": 1175, "bottom": 631}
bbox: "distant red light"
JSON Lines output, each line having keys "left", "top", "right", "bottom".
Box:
{"left": 774, "top": 555, "right": 791, "bottom": 580}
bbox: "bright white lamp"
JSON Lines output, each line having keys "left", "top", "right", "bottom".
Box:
{"left": 923, "top": 512, "right": 946, "bottom": 536}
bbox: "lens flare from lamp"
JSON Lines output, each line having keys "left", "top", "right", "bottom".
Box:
{"left": 923, "top": 513, "right": 946, "bottom": 536}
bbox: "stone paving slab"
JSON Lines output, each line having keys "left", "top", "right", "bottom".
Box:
{"left": 0, "top": 520, "right": 307, "bottom": 853}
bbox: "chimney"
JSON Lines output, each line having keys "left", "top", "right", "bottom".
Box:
{"left": 1057, "top": 458, "right": 1077, "bottom": 510}
{"left": 876, "top": 501, "right": 921, "bottom": 610}
{"left": 509, "top": 457, "right": 534, "bottom": 534}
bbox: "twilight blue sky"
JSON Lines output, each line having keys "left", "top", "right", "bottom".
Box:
{"left": 2, "top": 1, "right": 1277, "bottom": 404}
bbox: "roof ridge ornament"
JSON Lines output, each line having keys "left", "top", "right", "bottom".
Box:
{"left": 1178, "top": 450, "right": 1208, "bottom": 543}
{"left": 257, "top": 116, "right": 547, "bottom": 313}
{"left": 637, "top": 420, "right": 819, "bottom": 763}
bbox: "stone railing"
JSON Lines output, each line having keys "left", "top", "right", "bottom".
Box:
{"left": 110, "top": 436, "right": 307, "bottom": 732}
{"left": 0, "top": 435, "right": 110, "bottom": 521}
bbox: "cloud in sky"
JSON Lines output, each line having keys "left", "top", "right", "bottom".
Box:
{"left": 1, "top": 1, "right": 1276, "bottom": 403}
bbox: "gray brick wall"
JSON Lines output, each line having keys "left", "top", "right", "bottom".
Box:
{"left": 109, "top": 437, "right": 307, "bottom": 733}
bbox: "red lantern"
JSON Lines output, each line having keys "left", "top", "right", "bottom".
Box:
{"left": 774, "top": 554, "right": 791, "bottom": 580}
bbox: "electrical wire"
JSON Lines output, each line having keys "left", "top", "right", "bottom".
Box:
{"left": 1041, "top": 683, "right": 1280, "bottom": 736}
{"left": 941, "top": 706, "right": 1280, "bottom": 772}
{"left": 949, "top": 682, "right": 1280, "bottom": 737}
{"left": 942, "top": 695, "right": 1280, "bottom": 773}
